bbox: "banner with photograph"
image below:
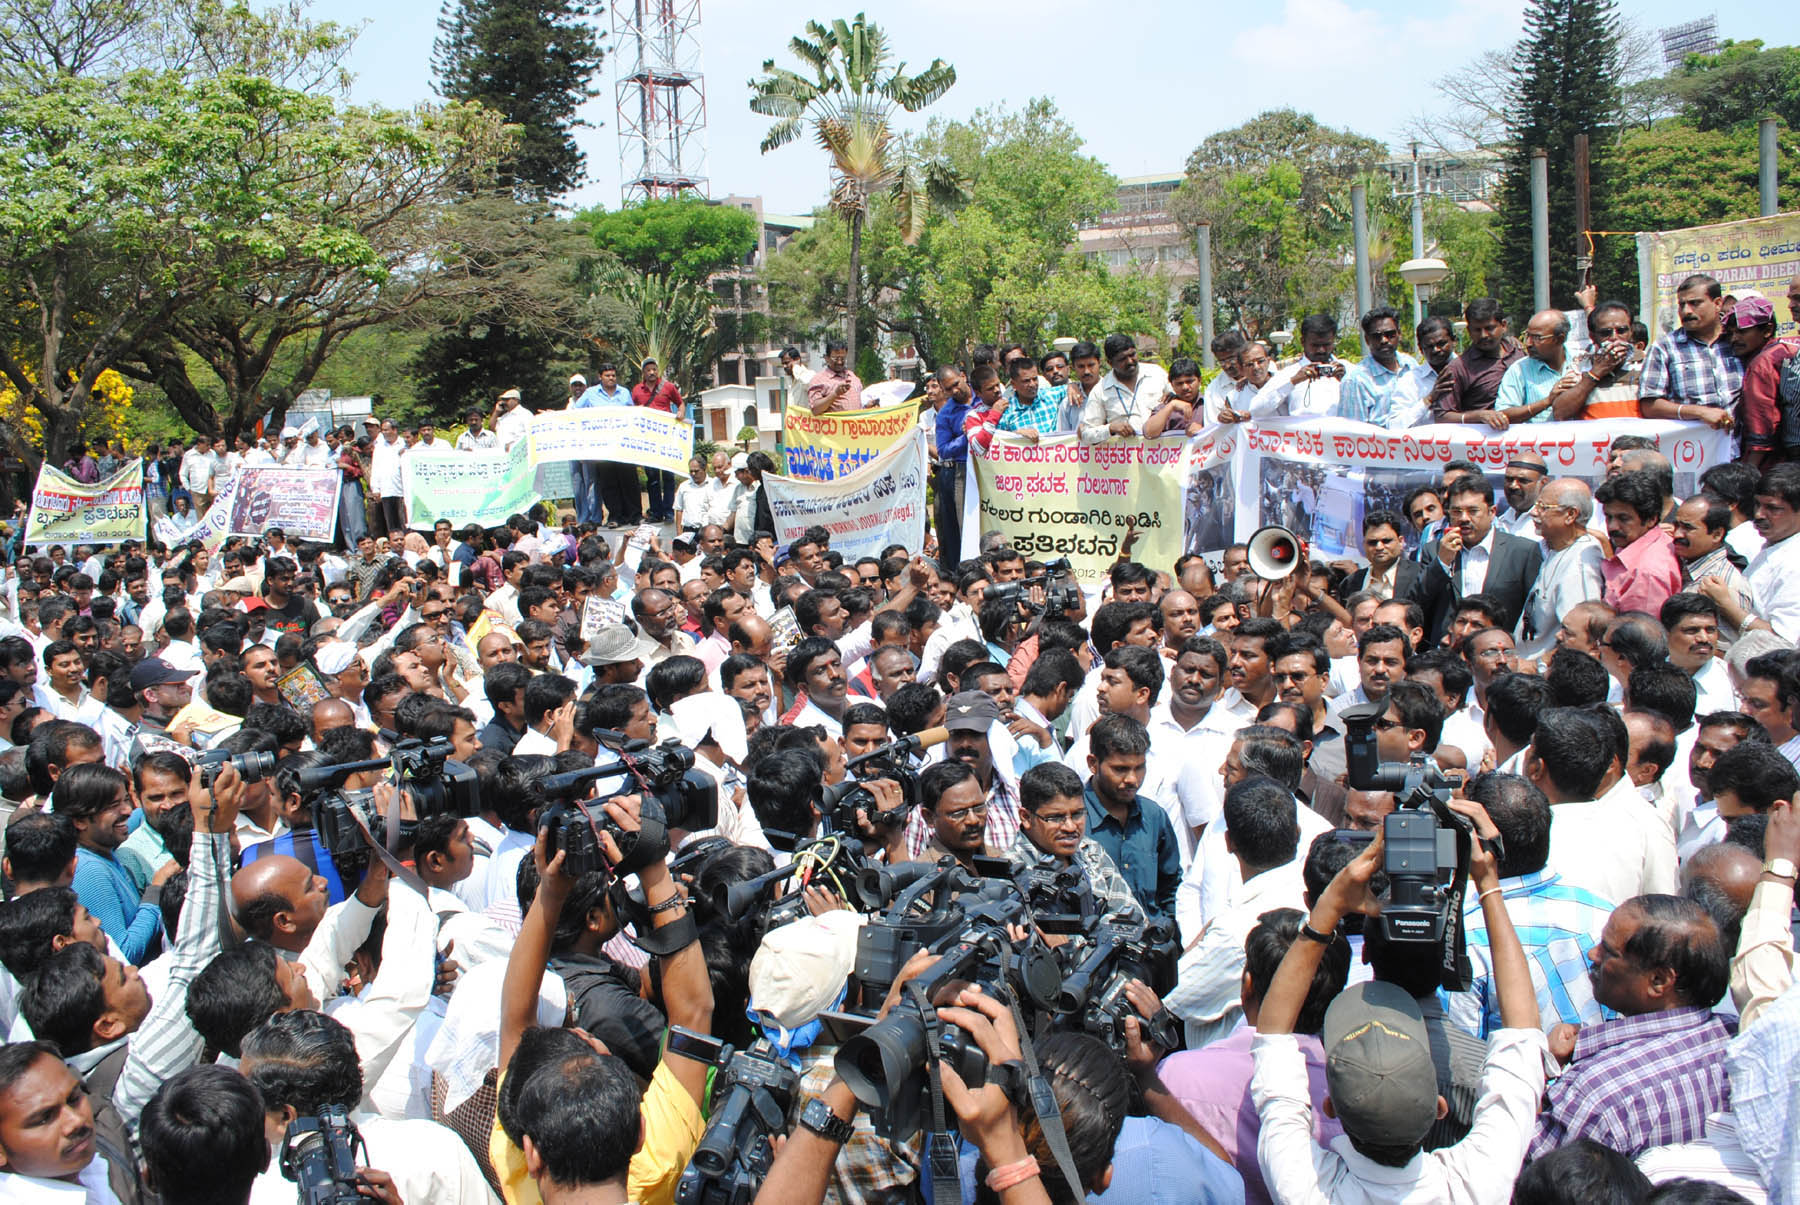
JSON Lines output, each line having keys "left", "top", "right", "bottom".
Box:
{"left": 406, "top": 437, "right": 540, "bottom": 530}
{"left": 225, "top": 466, "right": 340, "bottom": 541}
{"left": 526, "top": 407, "right": 689, "bottom": 476}
{"left": 784, "top": 399, "right": 921, "bottom": 482}
{"left": 1638, "top": 213, "right": 1800, "bottom": 343}
{"left": 25, "top": 462, "right": 146, "bottom": 547}
{"left": 966, "top": 433, "right": 1187, "bottom": 586}
{"left": 765, "top": 431, "right": 928, "bottom": 564}
{"left": 1179, "top": 417, "right": 1737, "bottom": 558}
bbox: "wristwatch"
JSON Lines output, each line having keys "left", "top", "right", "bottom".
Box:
{"left": 1765, "top": 857, "right": 1798, "bottom": 882}
{"left": 799, "top": 1097, "right": 854, "bottom": 1145}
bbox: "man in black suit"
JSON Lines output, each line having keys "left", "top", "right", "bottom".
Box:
{"left": 1406, "top": 476, "right": 1543, "bottom": 644}
{"left": 1336, "top": 509, "right": 1422, "bottom": 603}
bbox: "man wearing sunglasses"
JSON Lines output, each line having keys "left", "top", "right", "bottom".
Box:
{"left": 1554, "top": 299, "right": 1647, "bottom": 421}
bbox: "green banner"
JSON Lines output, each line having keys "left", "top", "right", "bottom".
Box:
{"left": 404, "top": 437, "right": 540, "bottom": 529}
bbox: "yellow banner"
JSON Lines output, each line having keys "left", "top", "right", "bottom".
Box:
{"left": 783, "top": 400, "right": 920, "bottom": 482}
{"left": 967, "top": 433, "right": 1186, "bottom": 586}
{"left": 1639, "top": 212, "right": 1800, "bottom": 342}
{"left": 26, "top": 462, "right": 146, "bottom": 547}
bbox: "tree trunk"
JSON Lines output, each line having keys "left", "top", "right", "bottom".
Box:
{"left": 846, "top": 206, "right": 863, "bottom": 367}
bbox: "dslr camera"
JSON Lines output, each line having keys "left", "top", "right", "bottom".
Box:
{"left": 195, "top": 747, "right": 276, "bottom": 790}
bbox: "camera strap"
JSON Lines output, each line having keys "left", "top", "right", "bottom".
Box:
{"left": 908, "top": 980, "right": 962, "bottom": 1205}
{"left": 1438, "top": 826, "right": 1475, "bottom": 993}
{"left": 1002, "top": 985, "right": 1086, "bottom": 1204}
{"left": 344, "top": 788, "right": 434, "bottom": 900}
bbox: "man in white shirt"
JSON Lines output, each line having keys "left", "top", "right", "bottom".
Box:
{"left": 367, "top": 418, "right": 408, "bottom": 540}
{"left": 1077, "top": 333, "right": 1170, "bottom": 443}
{"left": 780, "top": 345, "right": 815, "bottom": 416}
{"left": 672, "top": 456, "right": 710, "bottom": 531}
{"left": 1245, "top": 313, "right": 1354, "bottom": 419}
{"left": 1519, "top": 478, "right": 1604, "bottom": 658}
{"left": 702, "top": 450, "right": 739, "bottom": 529}
{"left": 1381, "top": 314, "right": 1459, "bottom": 430}
{"left": 1534, "top": 707, "right": 1657, "bottom": 908}
{"left": 1199, "top": 331, "right": 1248, "bottom": 424}
{"left": 1731, "top": 463, "right": 1800, "bottom": 641}
{"left": 179, "top": 434, "right": 217, "bottom": 512}
{"left": 492, "top": 387, "right": 533, "bottom": 451}
{"left": 455, "top": 407, "right": 498, "bottom": 452}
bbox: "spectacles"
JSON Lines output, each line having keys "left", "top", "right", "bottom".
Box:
{"left": 1592, "top": 325, "right": 1631, "bottom": 338}
{"left": 941, "top": 801, "right": 989, "bottom": 824}
{"left": 1030, "top": 810, "right": 1085, "bottom": 829}
{"left": 1372, "top": 716, "right": 1403, "bottom": 732}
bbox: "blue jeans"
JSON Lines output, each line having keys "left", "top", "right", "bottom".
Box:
{"left": 645, "top": 469, "right": 677, "bottom": 519}
{"left": 573, "top": 462, "right": 604, "bottom": 524}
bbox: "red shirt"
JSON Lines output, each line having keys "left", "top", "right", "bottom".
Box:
{"left": 1601, "top": 525, "right": 1684, "bottom": 617}
{"left": 1739, "top": 338, "right": 1797, "bottom": 454}
{"left": 631, "top": 379, "right": 683, "bottom": 414}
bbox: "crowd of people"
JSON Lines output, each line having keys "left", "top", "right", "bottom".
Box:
{"left": 0, "top": 270, "right": 1795, "bottom": 1205}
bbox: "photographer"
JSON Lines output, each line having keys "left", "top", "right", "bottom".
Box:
{"left": 1008, "top": 763, "right": 1143, "bottom": 929}
{"left": 239, "top": 1008, "right": 492, "bottom": 1202}
{"left": 495, "top": 792, "right": 714, "bottom": 1205}
{"left": 1249, "top": 804, "right": 1546, "bottom": 1202}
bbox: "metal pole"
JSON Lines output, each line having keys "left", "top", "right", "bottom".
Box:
{"left": 1352, "top": 183, "right": 1372, "bottom": 317}
{"left": 1410, "top": 143, "right": 1426, "bottom": 326}
{"left": 1197, "top": 223, "right": 1216, "bottom": 371}
{"left": 1531, "top": 148, "right": 1550, "bottom": 312}
{"left": 1762, "top": 117, "right": 1780, "bottom": 216}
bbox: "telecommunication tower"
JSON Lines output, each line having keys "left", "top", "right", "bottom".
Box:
{"left": 613, "top": 0, "right": 708, "bottom": 203}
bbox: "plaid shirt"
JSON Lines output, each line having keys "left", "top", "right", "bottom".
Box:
{"left": 1639, "top": 327, "right": 1744, "bottom": 409}
{"left": 902, "top": 768, "right": 1020, "bottom": 859}
{"left": 796, "top": 1050, "right": 919, "bottom": 1205}
{"left": 1445, "top": 869, "right": 1612, "bottom": 1039}
{"left": 996, "top": 384, "right": 1068, "bottom": 435}
{"left": 1529, "top": 1006, "right": 1730, "bottom": 1160}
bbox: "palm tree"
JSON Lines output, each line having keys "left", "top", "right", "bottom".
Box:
{"left": 749, "top": 14, "right": 954, "bottom": 367}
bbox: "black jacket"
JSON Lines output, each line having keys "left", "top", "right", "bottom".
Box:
{"left": 1406, "top": 529, "right": 1543, "bottom": 643}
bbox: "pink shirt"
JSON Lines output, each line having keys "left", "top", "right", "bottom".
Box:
{"left": 1601, "top": 524, "right": 1683, "bottom": 617}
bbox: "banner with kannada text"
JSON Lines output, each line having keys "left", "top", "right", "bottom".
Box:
{"left": 25, "top": 462, "right": 146, "bottom": 547}
{"left": 1638, "top": 212, "right": 1800, "bottom": 343}
{"left": 406, "top": 437, "right": 540, "bottom": 530}
{"left": 526, "top": 407, "right": 689, "bottom": 476}
{"left": 765, "top": 432, "right": 928, "bottom": 564}
{"left": 1179, "top": 417, "right": 1737, "bottom": 558}
{"left": 783, "top": 399, "right": 921, "bottom": 482}
{"left": 225, "top": 466, "right": 339, "bottom": 541}
{"left": 965, "top": 433, "right": 1187, "bottom": 586}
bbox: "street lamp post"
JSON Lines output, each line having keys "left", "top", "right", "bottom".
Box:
{"left": 1398, "top": 258, "right": 1451, "bottom": 325}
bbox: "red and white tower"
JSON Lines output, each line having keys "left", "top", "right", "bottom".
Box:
{"left": 613, "top": 0, "right": 708, "bottom": 202}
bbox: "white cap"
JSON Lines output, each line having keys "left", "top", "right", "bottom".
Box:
{"left": 313, "top": 641, "right": 359, "bottom": 675}
{"left": 569, "top": 373, "right": 588, "bottom": 386}
{"left": 749, "top": 910, "right": 865, "bottom": 1029}
{"left": 671, "top": 693, "right": 749, "bottom": 766}
{"left": 499, "top": 388, "right": 522, "bottom": 401}
{"left": 280, "top": 426, "right": 299, "bottom": 438}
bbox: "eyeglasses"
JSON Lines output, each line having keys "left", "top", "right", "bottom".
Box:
{"left": 1271, "top": 670, "right": 1317, "bottom": 684}
{"left": 1592, "top": 325, "right": 1631, "bottom": 338}
{"left": 1030, "top": 810, "right": 1085, "bottom": 829}
{"left": 940, "top": 801, "right": 989, "bottom": 824}
{"left": 1372, "top": 716, "right": 1403, "bottom": 732}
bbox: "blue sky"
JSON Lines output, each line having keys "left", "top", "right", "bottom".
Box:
{"left": 307, "top": 0, "right": 1798, "bottom": 216}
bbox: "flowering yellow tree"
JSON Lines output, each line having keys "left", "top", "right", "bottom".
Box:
{"left": 0, "top": 366, "right": 134, "bottom": 459}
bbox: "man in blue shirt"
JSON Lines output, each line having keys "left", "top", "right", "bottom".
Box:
{"left": 572, "top": 362, "right": 639, "bottom": 527}
{"left": 59, "top": 762, "right": 165, "bottom": 965}
{"left": 1340, "top": 306, "right": 1420, "bottom": 427}
{"left": 932, "top": 364, "right": 973, "bottom": 568}
{"left": 1082, "top": 712, "right": 1181, "bottom": 922}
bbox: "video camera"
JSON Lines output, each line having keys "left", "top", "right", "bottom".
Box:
{"left": 299, "top": 736, "right": 479, "bottom": 876}
{"left": 280, "top": 1106, "right": 367, "bottom": 1205}
{"left": 985, "top": 557, "right": 1081, "bottom": 620}
{"left": 195, "top": 747, "right": 275, "bottom": 790}
{"left": 836, "top": 862, "right": 1062, "bottom": 1138}
{"left": 1050, "top": 913, "right": 1181, "bottom": 1056}
{"left": 820, "top": 731, "right": 937, "bottom": 834}
{"left": 535, "top": 737, "right": 719, "bottom": 878}
{"left": 671, "top": 1030, "right": 799, "bottom": 1205}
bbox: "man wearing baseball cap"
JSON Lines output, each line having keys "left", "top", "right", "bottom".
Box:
{"left": 1249, "top": 802, "right": 1547, "bottom": 1201}
{"left": 1731, "top": 294, "right": 1796, "bottom": 465}
{"left": 901, "top": 691, "right": 1021, "bottom": 860}
{"left": 493, "top": 386, "right": 533, "bottom": 452}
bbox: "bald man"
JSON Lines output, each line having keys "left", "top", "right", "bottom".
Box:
{"left": 475, "top": 630, "right": 518, "bottom": 673}
{"left": 230, "top": 854, "right": 331, "bottom": 954}
{"left": 1522, "top": 477, "right": 1605, "bottom": 658}
{"left": 309, "top": 698, "right": 355, "bottom": 744}
{"left": 730, "top": 612, "right": 787, "bottom": 682}
{"left": 1682, "top": 841, "right": 1761, "bottom": 926}
{"left": 1494, "top": 309, "right": 1574, "bottom": 426}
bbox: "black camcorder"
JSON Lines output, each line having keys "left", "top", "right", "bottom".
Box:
{"left": 672, "top": 1031, "right": 799, "bottom": 1205}
{"left": 985, "top": 557, "right": 1081, "bottom": 620}
{"left": 1050, "top": 914, "right": 1181, "bottom": 1056}
{"left": 536, "top": 738, "right": 719, "bottom": 878}
{"left": 280, "top": 1106, "right": 367, "bottom": 1205}
{"left": 300, "top": 736, "right": 480, "bottom": 875}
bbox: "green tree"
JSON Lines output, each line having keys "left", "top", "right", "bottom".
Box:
{"left": 582, "top": 198, "right": 759, "bottom": 281}
{"left": 1671, "top": 40, "right": 1800, "bottom": 133}
{"left": 749, "top": 13, "right": 955, "bottom": 367}
{"left": 431, "top": 0, "right": 603, "bottom": 198}
{"left": 1493, "top": 0, "right": 1621, "bottom": 322}
{"left": 1170, "top": 110, "right": 1384, "bottom": 335}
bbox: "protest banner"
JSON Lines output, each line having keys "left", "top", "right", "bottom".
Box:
{"left": 783, "top": 398, "right": 921, "bottom": 482}
{"left": 965, "top": 433, "right": 1187, "bottom": 587}
{"left": 526, "top": 407, "right": 690, "bottom": 476}
{"left": 765, "top": 431, "right": 928, "bottom": 565}
{"left": 1179, "top": 416, "right": 1737, "bottom": 558}
{"left": 406, "top": 437, "right": 539, "bottom": 530}
{"left": 225, "top": 466, "right": 340, "bottom": 541}
{"left": 168, "top": 473, "right": 238, "bottom": 552}
{"left": 25, "top": 462, "right": 146, "bottom": 547}
{"left": 1638, "top": 213, "right": 1800, "bottom": 342}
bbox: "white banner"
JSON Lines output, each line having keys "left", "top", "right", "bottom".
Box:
{"left": 764, "top": 431, "right": 928, "bottom": 565}
{"left": 1180, "top": 417, "right": 1738, "bottom": 558}
{"left": 526, "top": 408, "right": 690, "bottom": 475}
